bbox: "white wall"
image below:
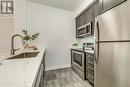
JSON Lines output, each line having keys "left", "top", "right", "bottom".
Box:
{"left": 0, "top": 18, "right": 14, "bottom": 54}
{"left": 27, "top": 1, "right": 75, "bottom": 70}
{"left": 14, "top": 0, "right": 27, "bottom": 48}
{"left": 0, "top": 0, "right": 26, "bottom": 54}
{"left": 0, "top": 0, "right": 14, "bottom": 54}
{"left": 14, "top": 0, "right": 27, "bottom": 34}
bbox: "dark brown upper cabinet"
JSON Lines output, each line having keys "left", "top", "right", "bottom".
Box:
{"left": 93, "top": 0, "right": 100, "bottom": 17}
{"left": 76, "top": 0, "right": 99, "bottom": 38}
{"left": 79, "top": 13, "right": 85, "bottom": 27}
{"left": 76, "top": 17, "right": 80, "bottom": 28}
{"left": 84, "top": 10, "right": 89, "bottom": 24}
{"left": 76, "top": 0, "right": 99, "bottom": 28}
{"left": 100, "top": 0, "right": 127, "bottom": 13}
{"left": 85, "top": 7, "right": 94, "bottom": 24}
{"left": 76, "top": 13, "right": 85, "bottom": 28}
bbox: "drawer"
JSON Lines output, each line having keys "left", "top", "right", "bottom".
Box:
{"left": 87, "top": 55, "right": 94, "bottom": 59}
{"left": 87, "top": 62, "right": 94, "bottom": 69}
{"left": 88, "top": 72, "right": 94, "bottom": 80}
{"left": 88, "top": 67, "right": 94, "bottom": 75}
{"left": 87, "top": 53, "right": 94, "bottom": 57}
{"left": 88, "top": 78, "right": 94, "bottom": 85}
{"left": 87, "top": 58, "right": 94, "bottom": 63}
{"left": 87, "top": 60, "right": 94, "bottom": 65}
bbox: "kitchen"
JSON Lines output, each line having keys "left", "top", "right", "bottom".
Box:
{"left": 0, "top": 0, "right": 130, "bottom": 87}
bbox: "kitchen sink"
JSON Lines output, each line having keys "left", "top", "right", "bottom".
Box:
{"left": 7, "top": 52, "right": 40, "bottom": 60}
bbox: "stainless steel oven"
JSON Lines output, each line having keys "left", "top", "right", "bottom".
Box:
{"left": 71, "top": 50, "right": 86, "bottom": 80}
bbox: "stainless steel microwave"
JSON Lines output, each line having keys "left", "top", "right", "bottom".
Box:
{"left": 77, "top": 25, "right": 86, "bottom": 37}
{"left": 77, "top": 22, "right": 92, "bottom": 38}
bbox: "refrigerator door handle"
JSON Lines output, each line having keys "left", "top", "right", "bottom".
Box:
{"left": 94, "top": 20, "right": 100, "bottom": 63}
{"left": 95, "top": 42, "right": 99, "bottom": 64}
{"left": 96, "top": 20, "right": 100, "bottom": 42}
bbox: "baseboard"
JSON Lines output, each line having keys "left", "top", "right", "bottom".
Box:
{"left": 45, "top": 64, "right": 71, "bottom": 71}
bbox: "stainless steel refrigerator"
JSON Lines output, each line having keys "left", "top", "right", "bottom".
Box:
{"left": 94, "top": 1, "right": 130, "bottom": 87}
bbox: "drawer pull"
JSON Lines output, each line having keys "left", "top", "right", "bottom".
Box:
{"left": 87, "top": 61, "right": 94, "bottom": 64}
{"left": 88, "top": 66, "right": 94, "bottom": 71}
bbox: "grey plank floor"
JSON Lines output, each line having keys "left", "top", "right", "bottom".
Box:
{"left": 43, "top": 68, "right": 92, "bottom": 87}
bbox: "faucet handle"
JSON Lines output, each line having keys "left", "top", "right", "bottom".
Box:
{"left": 14, "top": 48, "right": 20, "bottom": 51}
{"left": 10, "top": 48, "right": 20, "bottom": 55}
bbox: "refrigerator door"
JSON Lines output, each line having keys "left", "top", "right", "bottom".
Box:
{"left": 96, "top": 43, "right": 113, "bottom": 87}
{"left": 98, "top": 0, "right": 130, "bottom": 41}
{"left": 95, "top": 1, "right": 130, "bottom": 87}
{"left": 96, "top": 42, "right": 130, "bottom": 87}
{"left": 94, "top": 16, "right": 100, "bottom": 63}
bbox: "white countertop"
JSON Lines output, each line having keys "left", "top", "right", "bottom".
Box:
{"left": 0, "top": 48, "right": 45, "bottom": 87}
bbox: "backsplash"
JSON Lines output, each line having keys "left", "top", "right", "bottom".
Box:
{"left": 74, "top": 36, "right": 94, "bottom": 48}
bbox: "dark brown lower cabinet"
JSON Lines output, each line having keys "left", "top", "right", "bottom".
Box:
{"left": 33, "top": 53, "right": 45, "bottom": 87}
{"left": 86, "top": 53, "right": 95, "bottom": 86}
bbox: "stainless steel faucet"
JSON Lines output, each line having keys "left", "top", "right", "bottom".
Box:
{"left": 11, "top": 34, "right": 23, "bottom": 55}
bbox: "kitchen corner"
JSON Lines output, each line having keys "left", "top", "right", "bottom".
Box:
{"left": 0, "top": 48, "right": 46, "bottom": 87}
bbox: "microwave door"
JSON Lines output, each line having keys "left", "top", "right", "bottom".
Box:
{"left": 77, "top": 25, "right": 86, "bottom": 37}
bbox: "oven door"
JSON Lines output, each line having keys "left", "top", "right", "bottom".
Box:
{"left": 72, "top": 50, "right": 85, "bottom": 72}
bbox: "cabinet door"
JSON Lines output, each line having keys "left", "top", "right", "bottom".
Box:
{"left": 111, "top": 0, "right": 127, "bottom": 7}
{"left": 86, "top": 53, "right": 95, "bottom": 86}
{"left": 79, "top": 14, "right": 85, "bottom": 27}
{"left": 85, "top": 10, "right": 89, "bottom": 24}
{"left": 88, "top": 8, "right": 93, "bottom": 22}
{"left": 34, "top": 64, "right": 43, "bottom": 87}
{"left": 85, "top": 6, "right": 94, "bottom": 24}
{"left": 90, "top": 5, "right": 95, "bottom": 20}
{"left": 93, "top": 0, "right": 100, "bottom": 17}
{"left": 102, "top": 0, "right": 112, "bottom": 13}
{"left": 76, "top": 17, "right": 80, "bottom": 28}
{"left": 100, "top": 0, "right": 127, "bottom": 13}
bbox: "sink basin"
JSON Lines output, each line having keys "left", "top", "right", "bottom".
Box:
{"left": 7, "top": 52, "right": 40, "bottom": 60}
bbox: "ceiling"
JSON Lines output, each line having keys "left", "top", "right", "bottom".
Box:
{"left": 30, "top": 0, "right": 84, "bottom": 11}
